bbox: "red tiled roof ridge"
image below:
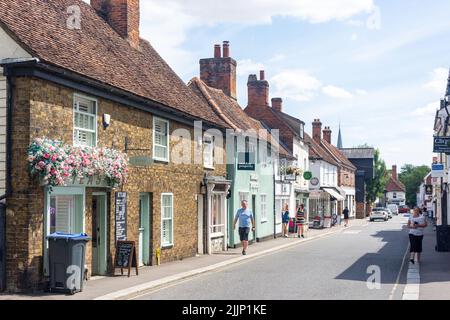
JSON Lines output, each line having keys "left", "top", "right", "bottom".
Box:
{"left": 321, "top": 139, "right": 357, "bottom": 171}
{"left": 386, "top": 176, "right": 406, "bottom": 192}
{"left": 304, "top": 133, "right": 339, "bottom": 166}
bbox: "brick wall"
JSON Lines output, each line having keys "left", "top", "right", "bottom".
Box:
{"left": 5, "top": 77, "right": 226, "bottom": 291}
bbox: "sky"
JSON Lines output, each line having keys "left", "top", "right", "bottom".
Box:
{"left": 88, "top": 0, "right": 450, "bottom": 169}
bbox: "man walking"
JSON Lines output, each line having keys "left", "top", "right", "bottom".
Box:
{"left": 234, "top": 200, "right": 255, "bottom": 255}
{"left": 343, "top": 206, "right": 350, "bottom": 227}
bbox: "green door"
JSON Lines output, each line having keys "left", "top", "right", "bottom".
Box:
{"left": 139, "top": 193, "right": 151, "bottom": 266}
{"left": 92, "top": 194, "right": 107, "bottom": 276}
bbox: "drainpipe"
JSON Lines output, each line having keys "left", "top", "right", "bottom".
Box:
{"left": 273, "top": 156, "right": 276, "bottom": 239}
{"left": 203, "top": 174, "right": 209, "bottom": 255}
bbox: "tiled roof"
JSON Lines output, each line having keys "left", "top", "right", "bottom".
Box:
{"left": 340, "top": 148, "right": 375, "bottom": 159}
{"left": 304, "top": 133, "right": 339, "bottom": 166}
{"left": 271, "top": 109, "right": 304, "bottom": 139}
{"left": 0, "top": 0, "right": 227, "bottom": 127}
{"left": 321, "top": 140, "right": 357, "bottom": 171}
{"left": 386, "top": 177, "right": 406, "bottom": 192}
{"left": 188, "top": 78, "right": 293, "bottom": 158}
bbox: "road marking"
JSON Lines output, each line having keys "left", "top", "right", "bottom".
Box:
{"left": 343, "top": 230, "right": 362, "bottom": 234}
{"left": 402, "top": 260, "right": 420, "bottom": 300}
{"left": 389, "top": 242, "right": 410, "bottom": 300}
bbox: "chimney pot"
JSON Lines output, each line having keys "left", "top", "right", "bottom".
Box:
{"left": 392, "top": 165, "right": 398, "bottom": 180}
{"left": 260, "top": 70, "right": 265, "bottom": 80}
{"left": 214, "top": 44, "right": 221, "bottom": 58}
{"left": 223, "top": 41, "right": 230, "bottom": 58}
{"left": 312, "top": 119, "right": 322, "bottom": 143}
{"left": 323, "top": 126, "right": 332, "bottom": 144}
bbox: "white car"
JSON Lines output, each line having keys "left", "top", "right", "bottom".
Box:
{"left": 387, "top": 204, "right": 399, "bottom": 215}
{"left": 370, "top": 208, "right": 389, "bottom": 222}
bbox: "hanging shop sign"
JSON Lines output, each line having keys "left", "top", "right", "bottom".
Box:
{"left": 303, "top": 171, "right": 313, "bottom": 180}
{"left": 115, "top": 192, "right": 127, "bottom": 241}
{"left": 433, "top": 137, "right": 450, "bottom": 154}
{"left": 425, "top": 185, "right": 433, "bottom": 195}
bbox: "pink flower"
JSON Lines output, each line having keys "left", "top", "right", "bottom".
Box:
{"left": 38, "top": 161, "right": 46, "bottom": 168}
{"left": 44, "top": 153, "right": 50, "bottom": 159}
{"left": 51, "top": 155, "right": 57, "bottom": 162}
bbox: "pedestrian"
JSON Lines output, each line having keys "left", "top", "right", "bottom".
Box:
{"left": 296, "top": 204, "right": 306, "bottom": 238}
{"left": 282, "top": 203, "right": 290, "bottom": 238}
{"left": 422, "top": 205, "right": 428, "bottom": 216}
{"left": 408, "top": 207, "right": 428, "bottom": 264}
{"left": 343, "top": 206, "right": 350, "bottom": 227}
{"left": 233, "top": 200, "right": 255, "bottom": 255}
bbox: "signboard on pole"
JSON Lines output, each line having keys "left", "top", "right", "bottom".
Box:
{"left": 433, "top": 137, "right": 450, "bottom": 153}
{"left": 431, "top": 163, "right": 445, "bottom": 178}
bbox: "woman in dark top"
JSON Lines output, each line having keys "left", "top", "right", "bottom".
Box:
{"left": 282, "top": 204, "right": 290, "bottom": 238}
{"left": 296, "top": 204, "right": 306, "bottom": 238}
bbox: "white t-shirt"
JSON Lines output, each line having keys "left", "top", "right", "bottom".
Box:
{"left": 409, "top": 215, "right": 426, "bottom": 236}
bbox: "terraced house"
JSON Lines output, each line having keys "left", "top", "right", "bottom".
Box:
{"left": 0, "top": 0, "right": 231, "bottom": 292}
{"left": 191, "top": 43, "right": 291, "bottom": 247}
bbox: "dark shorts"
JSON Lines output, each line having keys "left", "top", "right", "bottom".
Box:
{"left": 239, "top": 227, "right": 250, "bottom": 241}
{"left": 344, "top": 214, "right": 349, "bottom": 220}
{"left": 409, "top": 234, "right": 424, "bottom": 253}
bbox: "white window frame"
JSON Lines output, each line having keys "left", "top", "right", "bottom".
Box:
{"left": 260, "top": 194, "right": 268, "bottom": 223}
{"left": 203, "top": 134, "right": 214, "bottom": 169}
{"left": 161, "top": 193, "right": 174, "bottom": 247}
{"left": 73, "top": 93, "right": 98, "bottom": 147}
{"left": 153, "top": 117, "right": 170, "bottom": 162}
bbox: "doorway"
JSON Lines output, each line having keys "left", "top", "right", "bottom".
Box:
{"left": 139, "top": 193, "right": 152, "bottom": 266}
{"left": 92, "top": 193, "right": 107, "bottom": 276}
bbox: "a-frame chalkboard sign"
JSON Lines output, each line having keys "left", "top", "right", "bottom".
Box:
{"left": 114, "top": 241, "right": 139, "bottom": 277}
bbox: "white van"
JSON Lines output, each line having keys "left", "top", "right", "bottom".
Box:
{"left": 387, "top": 204, "right": 399, "bottom": 215}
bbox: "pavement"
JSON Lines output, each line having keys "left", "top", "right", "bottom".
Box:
{"left": 419, "top": 221, "right": 450, "bottom": 300}
{"left": 0, "top": 219, "right": 367, "bottom": 300}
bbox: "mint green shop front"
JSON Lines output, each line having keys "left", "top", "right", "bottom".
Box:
{"left": 226, "top": 142, "right": 275, "bottom": 248}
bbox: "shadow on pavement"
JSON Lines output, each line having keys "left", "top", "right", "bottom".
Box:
{"left": 334, "top": 225, "right": 410, "bottom": 285}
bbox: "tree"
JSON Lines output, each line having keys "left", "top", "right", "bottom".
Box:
{"left": 398, "top": 164, "right": 431, "bottom": 207}
{"left": 366, "top": 149, "right": 388, "bottom": 204}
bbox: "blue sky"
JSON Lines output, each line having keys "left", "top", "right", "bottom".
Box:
{"left": 91, "top": 0, "right": 450, "bottom": 168}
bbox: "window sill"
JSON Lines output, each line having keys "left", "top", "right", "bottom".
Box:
{"left": 161, "top": 244, "right": 173, "bottom": 250}
{"left": 153, "top": 158, "right": 169, "bottom": 164}
{"left": 204, "top": 166, "right": 215, "bottom": 171}
{"left": 261, "top": 220, "right": 268, "bottom": 224}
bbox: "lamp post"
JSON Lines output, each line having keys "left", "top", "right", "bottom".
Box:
{"left": 384, "top": 189, "right": 388, "bottom": 207}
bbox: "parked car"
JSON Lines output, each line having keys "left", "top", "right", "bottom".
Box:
{"left": 387, "top": 204, "right": 399, "bottom": 215}
{"left": 399, "top": 205, "right": 410, "bottom": 214}
{"left": 370, "top": 208, "right": 389, "bottom": 222}
{"left": 385, "top": 208, "right": 393, "bottom": 219}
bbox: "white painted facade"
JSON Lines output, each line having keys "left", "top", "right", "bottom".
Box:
{"left": 0, "top": 27, "right": 32, "bottom": 197}
{"left": 291, "top": 137, "right": 309, "bottom": 219}
{"left": 386, "top": 191, "right": 406, "bottom": 206}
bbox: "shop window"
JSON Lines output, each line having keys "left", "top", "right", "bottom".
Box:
{"left": 153, "top": 117, "right": 170, "bottom": 162}
{"left": 260, "top": 194, "right": 267, "bottom": 222}
{"left": 73, "top": 94, "right": 97, "bottom": 147}
{"left": 161, "top": 193, "right": 174, "bottom": 247}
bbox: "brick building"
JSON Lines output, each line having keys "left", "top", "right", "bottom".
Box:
{"left": 0, "top": 0, "right": 230, "bottom": 292}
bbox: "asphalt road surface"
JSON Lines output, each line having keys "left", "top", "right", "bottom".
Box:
{"left": 135, "top": 215, "right": 411, "bottom": 300}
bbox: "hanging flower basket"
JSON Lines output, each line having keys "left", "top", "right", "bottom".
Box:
{"left": 27, "top": 137, "right": 129, "bottom": 188}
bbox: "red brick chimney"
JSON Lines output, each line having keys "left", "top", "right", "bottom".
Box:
{"left": 323, "top": 126, "right": 332, "bottom": 144}
{"left": 91, "top": 0, "right": 140, "bottom": 49}
{"left": 200, "top": 41, "right": 237, "bottom": 100}
{"left": 392, "top": 165, "right": 398, "bottom": 180}
{"left": 272, "top": 98, "right": 283, "bottom": 112}
{"left": 247, "top": 71, "right": 270, "bottom": 111}
{"left": 312, "top": 119, "right": 322, "bottom": 143}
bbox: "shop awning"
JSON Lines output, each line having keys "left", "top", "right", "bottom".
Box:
{"left": 323, "top": 188, "right": 345, "bottom": 201}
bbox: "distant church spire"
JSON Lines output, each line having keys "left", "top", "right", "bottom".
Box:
{"left": 337, "top": 122, "right": 343, "bottom": 149}
{"left": 446, "top": 68, "right": 450, "bottom": 97}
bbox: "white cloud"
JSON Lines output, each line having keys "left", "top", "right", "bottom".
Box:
{"left": 351, "top": 33, "right": 358, "bottom": 41}
{"left": 237, "top": 59, "right": 265, "bottom": 77}
{"left": 412, "top": 102, "right": 439, "bottom": 116}
{"left": 269, "top": 54, "right": 286, "bottom": 63}
{"left": 270, "top": 70, "right": 322, "bottom": 102}
{"left": 322, "top": 85, "right": 354, "bottom": 99}
{"left": 423, "top": 68, "right": 448, "bottom": 93}
{"left": 355, "top": 89, "right": 368, "bottom": 95}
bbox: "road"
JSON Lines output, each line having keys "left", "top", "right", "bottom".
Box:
{"left": 135, "top": 215, "right": 411, "bottom": 300}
